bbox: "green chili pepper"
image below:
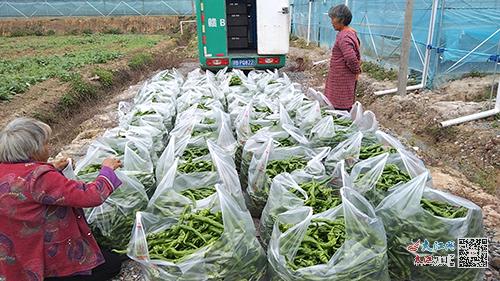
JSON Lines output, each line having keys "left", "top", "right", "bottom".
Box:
{"left": 77, "top": 164, "right": 102, "bottom": 176}
{"left": 229, "top": 76, "right": 242, "bottom": 86}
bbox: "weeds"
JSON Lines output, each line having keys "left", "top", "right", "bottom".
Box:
{"left": 82, "top": 28, "right": 94, "bottom": 35}
{"left": 9, "top": 27, "right": 45, "bottom": 37}
{"left": 290, "top": 35, "right": 317, "bottom": 50}
{"left": 361, "top": 61, "right": 398, "bottom": 81}
{"left": 57, "top": 74, "right": 97, "bottom": 110}
{"left": 92, "top": 68, "right": 115, "bottom": 87}
{"left": 102, "top": 27, "right": 123, "bottom": 35}
{"left": 32, "top": 111, "right": 56, "bottom": 124}
{"left": 128, "top": 53, "right": 153, "bottom": 70}
{"left": 461, "top": 70, "right": 487, "bottom": 79}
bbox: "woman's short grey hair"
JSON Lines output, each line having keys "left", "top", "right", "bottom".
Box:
{"left": 0, "top": 117, "right": 52, "bottom": 163}
{"left": 328, "top": 4, "right": 353, "bottom": 26}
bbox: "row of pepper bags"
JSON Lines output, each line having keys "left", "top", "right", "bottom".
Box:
{"left": 67, "top": 68, "right": 484, "bottom": 280}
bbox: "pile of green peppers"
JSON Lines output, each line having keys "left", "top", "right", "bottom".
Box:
{"left": 250, "top": 124, "right": 263, "bottom": 134}
{"left": 78, "top": 164, "right": 102, "bottom": 176}
{"left": 276, "top": 138, "right": 296, "bottom": 147}
{"left": 146, "top": 209, "right": 224, "bottom": 262}
{"left": 180, "top": 186, "right": 216, "bottom": 202}
{"left": 177, "top": 160, "right": 214, "bottom": 174}
{"left": 281, "top": 218, "right": 346, "bottom": 270}
{"left": 266, "top": 157, "right": 308, "bottom": 179}
{"left": 374, "top": 164, "right": 411, "bottom": 192}
{"left": 420, "top": 198, "right": 468, "bottom": 218}
{"left": 292, "top": 178, "right": 342, "bottom": 213}
{"left": 182, "top": 146, "right": 210, "bottom": 162}
{"left": 359, "top": 144, "right": 397, "bottom": 160}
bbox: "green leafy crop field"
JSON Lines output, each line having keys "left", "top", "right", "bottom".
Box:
{"left": 0, "top": 34, "right": 167, "bottom": 100}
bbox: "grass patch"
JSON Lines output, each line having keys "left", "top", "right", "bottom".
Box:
{"left": 425, "top": 125, "right": 459, "bottom": 142}
{"left": 32, "top": 111, "right": 56, "bottom": 124}
{"left": 68, "top": 75, "right": 97, "bottom": 99}
{"left": 0, "top": 51, "right": 120, "bottom": 100}
{"left": 92, "top": 68, "right": 115, "bottom": 87}
{"left": 102, "top": 27, "right": 123, "bottom": 35}
{"left": 128, "top": 53, "right": 153, "bottom": 70}
{"left": 361, "top": 61, "right": 398, "bottom": 81}
{"left": 469, "top": 168, "right": 497, "bottom": 194}
{"left": 461, "top": 70, "right": 487, "bottom": 79}
{"left": 9, "top": 27, "right": 45, "bottom": 37}
{"left": 290, "top": 35, "right": 317, "bottom": 50}
{"left": 58, "top": 74, "right": 97, "bottom": 110}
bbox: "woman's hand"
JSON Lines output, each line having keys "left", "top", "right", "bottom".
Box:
{"left": 51, "top": 158, "right": 70, "bottom": 170}
{"left": 102, "top": 158, "right": 122, "bottom": 170}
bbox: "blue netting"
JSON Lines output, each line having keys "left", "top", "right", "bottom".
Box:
{"left": 0, "top": 0, "right": 194, "bottom": 17}
{"left": 291, "top": 0, "right": 500, "bottom": 87}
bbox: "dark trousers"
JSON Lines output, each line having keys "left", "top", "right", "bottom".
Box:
{"left": 336, "top": 107, "right": 352, "bottom": 112}
{"left": 45, "top": 250, "right": 123, "bottom": 281}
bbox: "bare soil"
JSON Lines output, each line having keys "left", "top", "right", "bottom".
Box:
{"left": 0, "top": 16, "right": 193, "bottom": 36}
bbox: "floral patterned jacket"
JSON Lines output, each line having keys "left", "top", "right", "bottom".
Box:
{"left": 0, "top": 161, "right": 121, "bottom": 281}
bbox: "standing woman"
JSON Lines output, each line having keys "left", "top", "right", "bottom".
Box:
{"left": 325, "top": 4, "right": 361, "bottom": 111}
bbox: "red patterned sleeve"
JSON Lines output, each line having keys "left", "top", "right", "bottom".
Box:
{"left": 339, "top": 33, "right": 361, "bottom": 75}
{"left": 29, "top": 165, "right": 116, "bottom": 208}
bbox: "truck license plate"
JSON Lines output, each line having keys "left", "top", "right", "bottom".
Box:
{"left": 233, "top": 59, "right": 256, "bottom": 67}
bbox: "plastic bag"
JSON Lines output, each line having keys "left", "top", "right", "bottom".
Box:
{"left": 86, "top": 171, "right": 149, "bottom": 251}
{"left": 260, "top": 160, "right": 349, "bottom": 247}
{"left": 324, "top": 130, "right": 398, "bottom": 172}
{"left": 246, "top": 136, "right": 330, "bottom": 216}
{"left": 349, "top": 132, "right": 429, "bottom": 206}
{"left": 128, "top": 184, "right": 267, "bottom": 280}
{"left": 148, "top": 140, "right": 241, "bottom": 217}
{"left": 349, "top": 102, "right": 379, "bottom": 133}
{"left": 306, "top": 115, "right": 354, "bottom": 148}
{"left": 294, "top": 100, "right": 322, "bottom": 132}
{"left": 306, "top": 87, "right": 332, "bottom": 108}
{"left": 267, "top": 187, "right": 390, "bottom": 281}
{"left": 376, "top": 172, "right": 484, "bottom": 281}
{"left": 75, "top": 131, "right": 157, "bottom": 196}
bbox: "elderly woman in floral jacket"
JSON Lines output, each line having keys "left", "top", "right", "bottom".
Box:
{"left": 325, "top": 4, "right": 361, "bottom": 111}
{"left": 0, "top": 118, "right": 123, "bottom": 281}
